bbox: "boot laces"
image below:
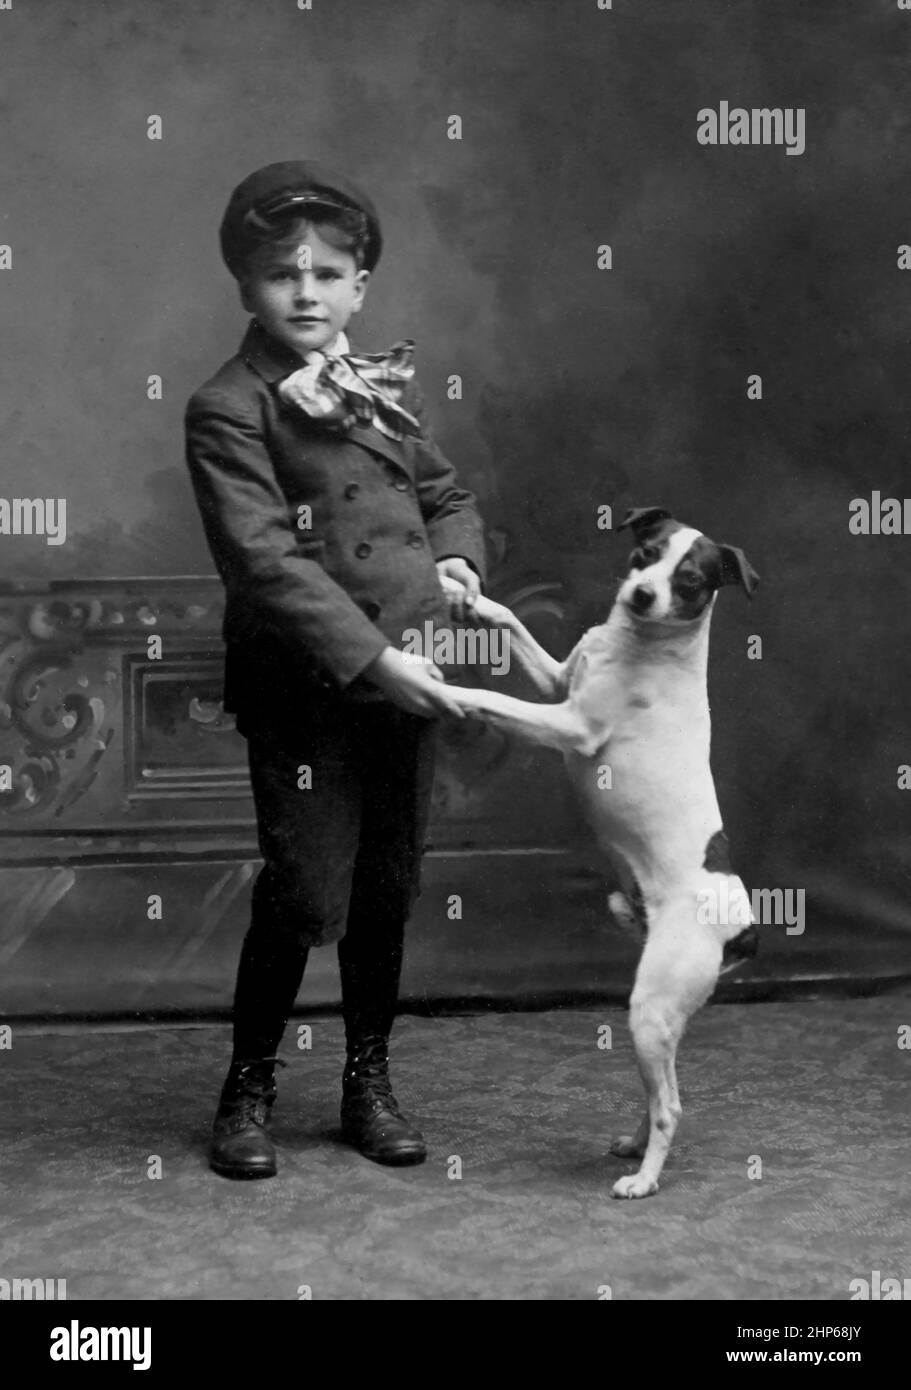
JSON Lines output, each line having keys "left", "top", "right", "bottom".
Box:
{"left": 345, "top": 1050, "right": 403, "bottom": 1117}
{"left": 223, "top": 1057, "right": 286, "bottom": 1125}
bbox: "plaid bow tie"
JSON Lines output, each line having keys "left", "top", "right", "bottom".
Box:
{"left": 277, "top": 339, "right": 422, "bottom": 441}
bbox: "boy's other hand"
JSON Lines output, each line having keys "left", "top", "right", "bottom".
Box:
{"left": 361, "top": 647, "right": 466, "bottom": 720}
{"left": 435, "top": 558, "right": 480, "bottom": 621}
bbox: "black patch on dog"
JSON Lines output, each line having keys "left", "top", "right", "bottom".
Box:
{"left": 718, "top": 544, "right": 760, "bottom": 598}
{"left": 722, "top": 925, "right": 759, "bottom": 967}
{"left": 618, "top": 509, "right": 682, "bottom": 573}
{"left": 670, "top": 536, "right": 723, "bottom": 619}
{"left": 617, "top": 511, "right": 759, "bottom": 600}
{"left": 705, "top": 831, "right": 759, "bottom": 968}
{"left": 617, "top": 506, "right": 674, "bottom": 539}
{"left": 703, "top": 829, "right": 732, "bottom": 874}
{"left": 629, "top": 528, "right": 680, "bottom": 572}
{"left": 629, "top": 877, "right": 648, "bottom": 934}
{"left": 627, "top": 535, "right": 668, "bottom": 573}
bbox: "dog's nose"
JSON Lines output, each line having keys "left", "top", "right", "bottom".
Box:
{"left": 631, "top": 584, "right": 656, "bottom": 612}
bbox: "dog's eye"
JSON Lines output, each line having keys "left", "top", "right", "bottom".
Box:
{"left": 639, "top": 546, "right": 660, "bottom": 564}
{"left": 675, "top": 574, "right": 702, "bottom": 595}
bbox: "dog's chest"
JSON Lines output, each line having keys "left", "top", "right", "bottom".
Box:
{"left": 570, "top": 629, "right": 709, "bottom": 740}
{"left": 616, "top": 678, "right": 708, "bottom": 743}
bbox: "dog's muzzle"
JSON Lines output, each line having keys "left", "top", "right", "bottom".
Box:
{"left": 629, "top": 584, "right": 656, "bottom": 614}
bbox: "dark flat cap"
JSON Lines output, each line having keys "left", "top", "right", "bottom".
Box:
{"left": 220, "top": 160, "right": 382, "bottom": 277}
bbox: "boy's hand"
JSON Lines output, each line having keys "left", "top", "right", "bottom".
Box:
{"left": 360, "top": 647, "right": 466, "bottom": 720}
{"left": 435, "top": 558, "right": 480, "bottom": 621}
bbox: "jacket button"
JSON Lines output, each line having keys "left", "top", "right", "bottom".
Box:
{"left": 393, "top": 477, "right": 410, "bottom": 492}
{"left": 344, "top": 482, "right": 360, "bottom": 499}
{"left": 362, "top": 600, "right": 381, "bottom": 620}
{"left": 407, "top": 532, "right": 425, "bottom": 549}
{"left": 355, "top": 541, "right": 372, "bottom": 559}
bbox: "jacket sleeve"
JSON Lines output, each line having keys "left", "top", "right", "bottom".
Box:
{"left": 406, "top": 380, "right": 487, "bottom": 587}
{"left": 185, "top": 387, "right": 389, "bottom": 690}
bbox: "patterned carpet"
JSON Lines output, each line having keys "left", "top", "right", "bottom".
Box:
{"left": 2, "top": 995, "right": 909, "bottom": 1300}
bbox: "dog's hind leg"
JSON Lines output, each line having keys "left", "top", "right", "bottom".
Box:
{"left": 606, "top": 880, "right": 651, "bottom": 1157}
{"left": 610, "top": 926, "right": 720, "bottom": 1199}
{"left": 611, "top": 996, "right": 683, "bottom": 1199}
{"left": 609, "top": 1111, "right": 650, "bottom": 1160}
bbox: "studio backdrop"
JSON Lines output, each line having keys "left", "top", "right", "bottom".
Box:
{"left": 1, "top": 0, "right": 909, "bottom": 1015}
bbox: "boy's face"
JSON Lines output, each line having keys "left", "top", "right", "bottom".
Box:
{"left": 239, "top": 225, "right": 369, "bottom": 356}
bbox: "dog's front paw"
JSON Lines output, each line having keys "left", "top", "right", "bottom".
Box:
{"left": 609, "top": 1134, "right": 646, "bottom": 1159}
{"left": 448, "top": 694, "right": 489, "bottom": 722}
{"left": 467, "top": 594, "right": 513, "bottom": 628}
{"left": 611, "top": 1173, "right": 659, "bottom": 1200}
{"left": 439, "top": 575, "right": 467, "bottom": 601}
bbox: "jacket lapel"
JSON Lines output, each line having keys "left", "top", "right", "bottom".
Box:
{"left": 240, "top": 321, "right": 416, "bottom": 481}
{"left": 346, "top": 423, "right": 415, "bottom": 479}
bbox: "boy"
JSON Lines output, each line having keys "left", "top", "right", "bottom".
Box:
{"left": 185, "top": 161, "right": 486, "bottom": 1179}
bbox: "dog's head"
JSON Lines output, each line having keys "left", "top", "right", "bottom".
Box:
{"left": 615, "top": 507, "right": 759, "bottom": 625}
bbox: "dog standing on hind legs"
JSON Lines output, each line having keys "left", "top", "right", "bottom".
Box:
{"left": 445, "top": 508, "right": 760, "bottom": 1199}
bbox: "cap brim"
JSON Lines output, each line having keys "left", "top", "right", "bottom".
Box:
{"left": 251, "top": 191, "right": 361, "bottom": 224}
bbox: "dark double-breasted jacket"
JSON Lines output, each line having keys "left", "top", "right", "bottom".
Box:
{"left": 184, "top": 321, "right": 487, "bottom": 731}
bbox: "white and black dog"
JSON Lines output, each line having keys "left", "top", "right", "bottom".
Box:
{"left": 446, "top": 508, "right": 760, "bottom": 1198}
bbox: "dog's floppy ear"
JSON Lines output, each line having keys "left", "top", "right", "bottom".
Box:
{"left": 616, "top": 507, "right": 673, "bottom": 540}
{"left": 718, "top": 545, "right": 760, "bottom": 598}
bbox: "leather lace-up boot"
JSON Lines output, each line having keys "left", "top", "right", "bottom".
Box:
{"left": 209, "top": 1057, "right": 285, "bottom": 1179}
{"left": 340, "top": 1035, "right": 426, "bottom": 1166}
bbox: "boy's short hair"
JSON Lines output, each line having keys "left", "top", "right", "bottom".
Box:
{"left": 236, "top": 205, "right": 370, "bottom": 278}
{"left": 220, "top": 160, "right": 382, "bottom": 280}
